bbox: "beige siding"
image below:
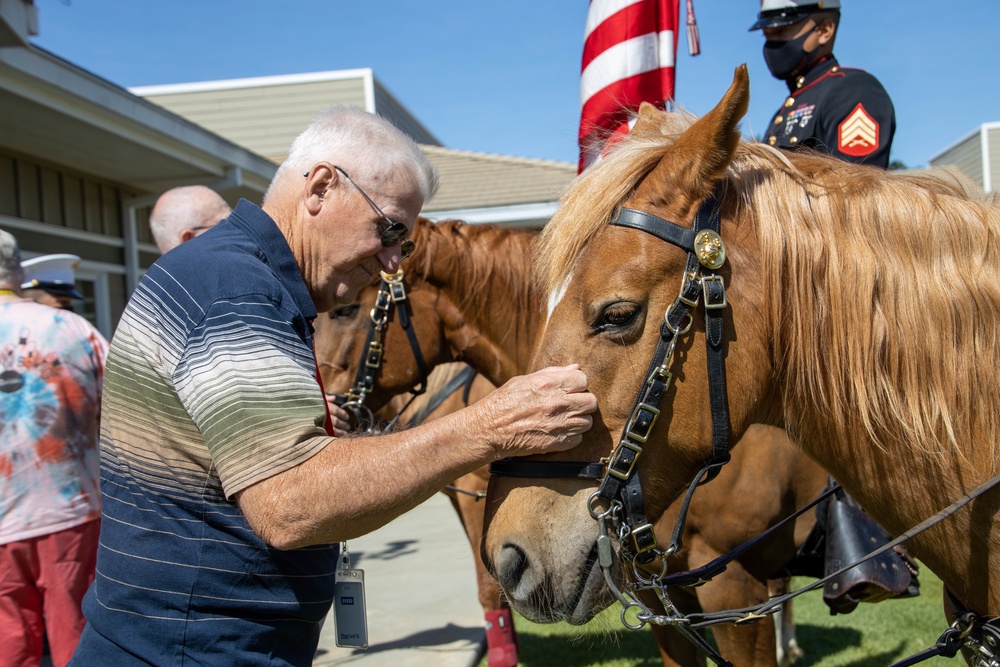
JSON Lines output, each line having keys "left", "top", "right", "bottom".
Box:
{"left": 138, "top": 73, "right": 441, "bottom": 165}
{"left": 0, "top": 148, "right": 136, "bottom": 240}
{"left": 0, "top": 155, "right": 15, "bottom": 217}
{"left": 930, "top": 134, "right": 983, "bottom": 189}
{"left": 988, "top": 127, "right": 1000, "bottom": 192}
{"left": 141, "top": 79, "right": 369, "bottom": 160}
{"left": 373, "top": 81, "right": 440, "bottom": 146}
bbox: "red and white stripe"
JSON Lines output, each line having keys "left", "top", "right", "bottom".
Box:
{"left": 578, "top": 0, "right": 680, "bottom": 172}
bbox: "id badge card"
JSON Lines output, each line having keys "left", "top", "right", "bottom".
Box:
{"left": 334, "top": 567, "right": 369, "bottom": 648}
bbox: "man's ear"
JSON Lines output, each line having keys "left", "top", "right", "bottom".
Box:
{"left": 304, "top": 162, "right": 337, "bottom": 215}
{"left": 815, "top": 17, "right": 837, "bottom": 46}
{"left": 179, "top": 228, "right": 196, "bottom": 245}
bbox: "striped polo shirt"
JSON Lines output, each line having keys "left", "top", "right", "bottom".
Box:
{"left": 72, "top": 200, "right": 338, "bottom": 666}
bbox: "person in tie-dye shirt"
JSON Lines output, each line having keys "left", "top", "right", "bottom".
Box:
{"left": 0, "top": 230, "right": 108, "bottom": 667}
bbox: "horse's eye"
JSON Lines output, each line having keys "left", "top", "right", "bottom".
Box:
{"left": 594, "top": 302, "right": 640, "bottom": 332}
{"left": 329, "top": 304, "right": 361, "bottom": 320}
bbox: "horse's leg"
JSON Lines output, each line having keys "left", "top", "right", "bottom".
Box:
{"left": 768, "top": 578, "right": 803, "bottom": 667}
{"left": 636, "top": 586, "right": 706, "bottom": 667}
{"left": 411, "top": 371, "right": 516, "bottom": 666}
{"left": 449, "top": 467, "right": 518, "bottom": 667}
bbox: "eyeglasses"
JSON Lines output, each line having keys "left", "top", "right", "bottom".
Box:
{"left": 313, "top": 165, "right": 415, "bottom": 260}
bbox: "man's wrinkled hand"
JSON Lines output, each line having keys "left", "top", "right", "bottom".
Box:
{"left": 473, "top": 364, "right": 597, "bottom": 460}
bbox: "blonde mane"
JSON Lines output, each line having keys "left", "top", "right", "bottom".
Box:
{"left": 536, "top": 112, "right": 696, "bottom": 295}
{"left": 538, "top": 108, "right": 1000, "bottom": 467}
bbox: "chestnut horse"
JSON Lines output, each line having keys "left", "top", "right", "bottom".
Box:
{"left": 316, "top": 218, "right": 838, "bottom": 666}
{"left": 482, "top": 65, "right": 1000, "bottom": 661}
{"left": 314, "top": 221, "right": 537, "bottom": 667}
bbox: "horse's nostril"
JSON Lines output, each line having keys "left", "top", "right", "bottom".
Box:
{"left": 496, "top": 543, "right": 528, "bottom": 590}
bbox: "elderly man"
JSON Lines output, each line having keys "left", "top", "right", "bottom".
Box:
{"left": 70, "top": 106, "right": 596, "bottom": 666}
{"left": 148, "top": 184, "right": 233, "bottom": 253}
{"left": 0, "top": 231, "right": 108, "bottom": 667}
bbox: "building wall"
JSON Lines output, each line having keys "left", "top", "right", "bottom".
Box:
{"left": 136, "top": 71, "right": 440, "bottom": 166}
{"left": 987, "top": 126, "right": 1000, "bottom": 192}
{"left": 0, "top": 147, "right": 144, "bottom": 334}
{"left": 930, "top": 134, "right": 983, "bottom": 189}
{"left": 372, "top": 80, "right": 440, "bottom": 146}
{"left": 139, "top": 78, "right": 369, "bottom": 161}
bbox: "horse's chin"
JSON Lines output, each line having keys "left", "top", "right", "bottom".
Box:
{"left": 506, "top": 540, "right": 620, "bottom": 625}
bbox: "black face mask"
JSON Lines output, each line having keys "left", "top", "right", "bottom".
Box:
{"left": 762, "top": 29, "right": 817, "bottom": 81}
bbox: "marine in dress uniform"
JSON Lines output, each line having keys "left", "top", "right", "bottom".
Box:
{"left": 751, "top": 0, "right": 896, "bottom": 168}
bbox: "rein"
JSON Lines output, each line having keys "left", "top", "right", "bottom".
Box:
{"left": 336, "top": 269, "right": 430, "bottom": 432}
{"left": 489, "top": 190, "right": 1000, "bottom": 666}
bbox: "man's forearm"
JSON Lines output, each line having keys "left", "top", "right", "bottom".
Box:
{"left": 238, "top": 407, "right": 492, "bottom": 549}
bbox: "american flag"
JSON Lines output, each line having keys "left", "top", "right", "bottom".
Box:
{"left": 578, "top": 0, "right": 682, "bottom": 172}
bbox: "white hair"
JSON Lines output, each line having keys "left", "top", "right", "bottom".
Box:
{"left": 149, "top": 185, "right": 233, "bottom": 253}
{"left": 265, "top": 105, "right": 439, "bottom": 203}
{"left": 0, "top": 229, "right": 24, "bottom": 289}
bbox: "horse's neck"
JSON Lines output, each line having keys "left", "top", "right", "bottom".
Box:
{"left": 786, "top": 416, "right": 998, "bottom": 615}
{"left": 417, "top": 223, "right": 541, "bottom": 385}
{"left": 744, "top": 178, "right": 1000, "bottom": 614}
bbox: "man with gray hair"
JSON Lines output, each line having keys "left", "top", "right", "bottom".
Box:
{"left": 0, "top": 230, "right": 108, "bottom": 667}
{"left": 148, "top": 185, "right": 232, "bottom": 253}
{"left": 70, "top": 107, "right": 597, "bottom": 666}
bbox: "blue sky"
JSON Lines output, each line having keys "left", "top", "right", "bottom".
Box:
{"left": 31, "top": 0, "right": 1000, "bottom": 169}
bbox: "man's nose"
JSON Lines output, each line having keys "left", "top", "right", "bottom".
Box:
{"left": 377, "top": 246, "right": 400, "bottom": 273}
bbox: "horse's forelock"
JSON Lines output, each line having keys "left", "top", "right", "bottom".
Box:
{"left": 536, "top": 111, "right": 697, "bottom": 295}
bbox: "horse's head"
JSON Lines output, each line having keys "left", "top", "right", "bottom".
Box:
{"left": 316, "top": 216, "right": 543, "bottom": 418}
{"left": 483, "top": 65, "right": 779, "bottom": 624}
{"left": 314, "top": 217, "right": 452, "bottom": 412}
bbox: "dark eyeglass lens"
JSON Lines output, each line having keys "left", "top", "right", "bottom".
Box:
{"left": 379, "top": 222, "right": 409, "bottom": 247}
{"left": 400, "top": 239, "right": 416, "bottom": 260}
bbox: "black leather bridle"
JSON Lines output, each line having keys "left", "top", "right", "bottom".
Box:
{"left": 334, "top": 269, "right": 430, "bottom": 432}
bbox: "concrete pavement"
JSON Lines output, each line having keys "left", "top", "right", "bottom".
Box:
{"left": 313, "top": 492, "right": 487, "bottom": 667}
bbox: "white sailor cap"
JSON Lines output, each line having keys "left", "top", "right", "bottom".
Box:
{"left": 20, "top": 253, "right": 84, "bottom": 299}
{"left": 750, "top": 0, "right": 841, "bottom": 31}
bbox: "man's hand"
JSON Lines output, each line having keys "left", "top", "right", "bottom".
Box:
{"left": 324, "top": 397, "right": 353, "bottom": 436}
{"left": 469, "top": 364, "right": 597, "bottom": 460}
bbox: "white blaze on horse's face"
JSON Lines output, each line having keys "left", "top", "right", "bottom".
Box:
{"left": 546, "top": 272, "right": 573, "bottom": 323}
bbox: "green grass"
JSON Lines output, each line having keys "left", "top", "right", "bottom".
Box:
{"left": 478, "top": 566, "right": 954, "bottom": 666}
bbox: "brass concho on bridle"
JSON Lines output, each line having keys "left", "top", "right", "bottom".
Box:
{"left": 694, "top": 229, "right": 725, "bottom": 269}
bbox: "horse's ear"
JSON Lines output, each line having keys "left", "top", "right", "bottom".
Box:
{"left": 639, "top": 65, "right": 750, "bottom": 208}
{"left": 630, "top": 102, "right": 663, "bottom": 137}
